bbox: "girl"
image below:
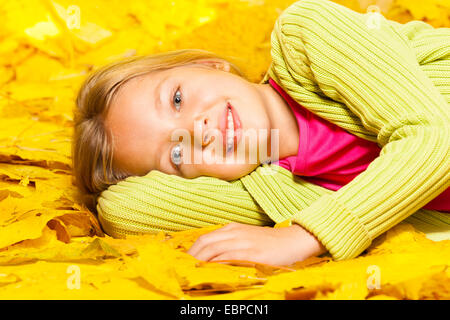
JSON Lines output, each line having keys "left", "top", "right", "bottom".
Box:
{"left": 73, "top": 0, "right": 450, "bottom": 266}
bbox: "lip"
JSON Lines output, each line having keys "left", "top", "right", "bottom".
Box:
{"left": 219, "top": 102, "right": 242, "bottom": 154}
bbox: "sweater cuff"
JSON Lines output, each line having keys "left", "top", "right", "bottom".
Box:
{"left": 290, "top": 194, "right": 372, "bottom": 261}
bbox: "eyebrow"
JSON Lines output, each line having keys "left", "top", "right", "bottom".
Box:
{"left": 153, "top": 74, "right": 169, "bottom": 112}
{"left": 154, "top": 78, "right": 162, "bottom": 111}
{"left": 152, "top": 74, "right": 179, "bottom": 173}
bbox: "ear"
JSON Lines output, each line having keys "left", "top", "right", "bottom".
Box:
{"left": 192, "top": 59, "right": 231, "bottom": 72}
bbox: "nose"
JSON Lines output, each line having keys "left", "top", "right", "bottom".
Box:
{"left": 196, "top": 117, "right": 215, "bottom": 148}
{"left": 167, "top": 113, "right": 213, "bottom": 154}
{"left": 173, "top": 111, "right": 216, "bottom": 151}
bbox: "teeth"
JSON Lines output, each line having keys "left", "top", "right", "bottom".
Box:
{"left": 226, "top": 108, "right": 234, "bottom": 152}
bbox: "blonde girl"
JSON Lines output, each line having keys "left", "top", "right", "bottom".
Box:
{"left": 73, "top": 0, "right": 449, "bottom": 265}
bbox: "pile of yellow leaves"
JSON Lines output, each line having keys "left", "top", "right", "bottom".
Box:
{"left": 0, "top": 0, "right": 449, "bottom": 300}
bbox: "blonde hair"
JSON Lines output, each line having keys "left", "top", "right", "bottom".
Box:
{"left": 72, "top": 48, "right": 247, "bottom": 211}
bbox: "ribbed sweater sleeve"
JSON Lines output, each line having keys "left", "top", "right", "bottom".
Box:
{"left": 270, "top": 0, "right": 450, "bottom": 260}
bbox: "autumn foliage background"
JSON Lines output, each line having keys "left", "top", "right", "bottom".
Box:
{"left": 0, "top": 0, "right": 449, "bottom": 299}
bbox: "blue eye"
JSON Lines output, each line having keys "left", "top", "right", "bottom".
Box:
{"left": 170, "top": 143, "right": 183, "bottom": 171}
{"left": 173, "top": 86, "right": 182, "bottom": 111}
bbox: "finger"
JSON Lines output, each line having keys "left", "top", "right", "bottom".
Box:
{"left": 209, "top": 249, "right": 252, "bottom": 263}
{"left": 192, "top": 239, "right": 249, "bottom": 262}
{"left": 187, "top": 227, "right": 236, "bottom": 256}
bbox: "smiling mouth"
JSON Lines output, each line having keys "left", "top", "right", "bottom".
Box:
{"left": 220, "top": 102, "right": 242, "bottom": 155}
{"left": 226, "top": 106, "right": 234, "bottom": 153}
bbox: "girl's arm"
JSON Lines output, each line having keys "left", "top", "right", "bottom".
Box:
{"left": 267, "top": 0, "right": 449, "bottom": 260}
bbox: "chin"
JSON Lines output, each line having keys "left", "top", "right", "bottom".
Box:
{"left": 215, "top": 164, "right": 259, "bottom": 181}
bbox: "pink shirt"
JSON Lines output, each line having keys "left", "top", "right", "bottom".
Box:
{"left": 269, "top": 78, "right": 449, "bottom": 212}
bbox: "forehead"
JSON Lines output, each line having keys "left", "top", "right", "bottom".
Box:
{"left": 110, "top": 64, "right": 194, "bottom": 104}
{"left": 115, "top": 69, "right": 164, "bottom": 99}
{"left": 108, "top": 63, "right": 214, "bottom": 112}
{"left": 103, "top": 72, "right": 166, "bottom": 169}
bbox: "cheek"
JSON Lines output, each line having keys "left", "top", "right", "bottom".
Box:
{"left": 183, "top": 142, "right": 259, "bottom": 180}
{"left": 188, "top": 162, "right": 257, "bottom": 180}
{"left": 113, "top": 126, "right": 157, "bottom": 174}
{"left": 113, "top": 140, "right": 150, "bottom": 175}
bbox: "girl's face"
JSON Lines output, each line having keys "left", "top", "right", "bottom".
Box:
{"left": 104, "top": 60, "right": 283, "bottom": 180}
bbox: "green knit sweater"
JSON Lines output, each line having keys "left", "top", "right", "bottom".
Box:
{"left": 97, "top": 0, "right": 450, "bottom": 261}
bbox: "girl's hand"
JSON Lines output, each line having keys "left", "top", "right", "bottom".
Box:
{"left": 186, "top": 222, "right": 327, "bottom": 266}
